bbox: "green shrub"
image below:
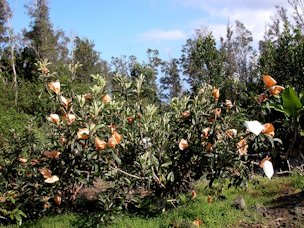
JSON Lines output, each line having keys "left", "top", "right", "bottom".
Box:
{"left": 0, "top": 68, "right": 276, "bottom": 226}
{"left": 0, "top": 123, "right": 42, "bottom": 224}
{"left": 0, "top": 107, "right": 30, "bottom": 138}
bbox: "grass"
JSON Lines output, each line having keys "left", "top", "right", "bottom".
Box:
{"left": 2, "top": 174, "right": 303, "bottom": 228}
{"left": 109, "top": 177, "right": 276, "bottom": 228}
{"left": 18, "top": 214, "right": 77, "bottom": 228}
{"left": 111, "top": 174, "right": 303, "bottom": 227}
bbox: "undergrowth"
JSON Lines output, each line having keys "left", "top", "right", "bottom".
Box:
{"left": 2, "top": 174, "right": 302, "bottom": 228}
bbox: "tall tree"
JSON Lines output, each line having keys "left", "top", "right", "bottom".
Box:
{"left": 0, "top": 0, "right": 10, "bottom": 47}
{"left": 0, "top": 0, "right": 18, "bottom": 106}
{"left": 180, "top": 29, "right": 224, "bottom": 91}
{"left": 24, "top": 0, "right": 68, "bottom": 63}
{"left": 258, "top": 6, "right": 304, "bottom": 90}
{"left": 261, "top": 6, "right": 290, "bottom": 44}
{"left": 146, "top": 48, "right": 162, "bottom": 72}
{"left": 73, "top": 36, "right": 102, "bottom": 82}
{"left": 220, "top": 20, "right": 255, "bottom": 83}
{"left": 160, "top": 58, "right": 182, "bottom": 101}
{"left": 0, "top": 0, "right": 10, "bottom": 75}
{"left": 258, "top": 5, "right": 304, "bottom": 165}
{"left": 288, "top": 0, "right": 304, "bottom": 31}
{"left": 130, "top": 61, "right": 159, "bottom": 105}
{"left": 111, "top": 55, "right": 130, "bottom": 76}
{"left": 55, "top": 29, "right": 70, "bottom": 62}
{"left": 259, "top": 22, "right": 304, "bottom": 92}
{"left": 111, "top": 54, "right": 160, "bottom": 105}
{"left": 220, "top": 21, "right": 237, "bottom": 79}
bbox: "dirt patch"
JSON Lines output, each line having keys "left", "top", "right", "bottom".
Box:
{"left": 239, "top": 190, "right": 304, "bottom": 227}
{"left": 264, "top": 191, "right": 304, "bottom": 227}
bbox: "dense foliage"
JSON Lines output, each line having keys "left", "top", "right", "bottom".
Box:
{"left": 0, "top": 0, "right": 303, "bottom": 226}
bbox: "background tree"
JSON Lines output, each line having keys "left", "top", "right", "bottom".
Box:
{"left": 218, "top": 20, "right": 258, "bottom": 104}
{"left": 180, "top": 29, "right": 224, "bottom": 92}
{"left": 111, "top": 55, "right": 130, "bottom": 76}
{"left": 220, "top": 20, "right": 256, "bottom": 83}
{"left": 220, "top": 21, "right": 237, "bottom": 79}
{"left": 232, "top": 21, "right": 255, "bottom": 83}
{"left": 111, "top": 52, "right": 161, "bottom": 105}
{"left": 257, "top": 6, "right": 304, "bottom": 166}
{"left": 259, "top": 6, "right": 304, "bottom": 92}
{"left": 288, "top": 0, "right": 304, "bottom": 31}
{"left": 0, "top": 0, "right": 19, "bottom": 106}
{"left": 130, "top": 61, "right": 160, "bottom": 105}
{"left": 0, "top": 0, "right": 10, "bottom": 47}
{"left": 55, "top": 29, "right": 69, "bottom": 62}
{"left": 160, "top": 58, "right": 182, "bottom": 101}
{"left": 146, "top": 48, "right": 162, "bottom": 73}
{"left": 24, "top": 0, "right": 57, "bottom": 61}
{"left": 72, "top": 36, "right": 102, "bottom": 82}
{"left": 109, "top": 55, "right": 132, "bottom": 95}
{"left": 0, "top": 0, "right": 11, "bottom": 75}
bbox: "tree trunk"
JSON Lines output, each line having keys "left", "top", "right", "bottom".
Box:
{"left": 11, "top": 44, "right": 18, "bottom": 107}
{"left": 2, "top": 0, "right": 18, "bottom": 107}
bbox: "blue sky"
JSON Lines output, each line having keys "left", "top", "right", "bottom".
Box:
{"left": 7, "top": 0, "right": 292, "bottom": 63}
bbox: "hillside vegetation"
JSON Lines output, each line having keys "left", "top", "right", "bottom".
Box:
{"left": 0, "top": 0, "right": 303, "bottom": 226}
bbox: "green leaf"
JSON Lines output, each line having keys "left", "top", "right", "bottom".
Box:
{"left": 112, "top": 151, "right": 121, "bottom": 165}
{"left": 268, "top": 104, "right": 290, "bottom": 117}
{"left": 161, "top": 162, "right": 172, "bottom": 168}
{"left": 19, "top": 210, "right": 27, "bottom": 218}
{"left": 8, "top": 197, "right": 15, "bottom": 204}
{"left": 167, "top": 171, "right": 175, "bottom": 182}
{"left": 123, "top": 177, "right": 131, "bottom": 184}
{"left": 282, "top": 87, "right": 303, "bottom": 117}
{"left": 299, "top": 92, "right": 304, "bottom": 105}
{"left": 94, "top": 124, "right": 105, "bottom": 131}
{"left": 14, "top": 214, "right": 22, "bottom": 225}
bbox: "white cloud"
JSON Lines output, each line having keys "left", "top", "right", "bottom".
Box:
{"left": 171, "top": 0, "right": 294, "bottom": 43}
{"left": 138, "top": 29, "right": 187, "bottom": 42}
{"left": 173, "top": 0, "right": 291, "bottom": 11}
{"left": 209, "top": 24, "right": 228, "bottom": 40}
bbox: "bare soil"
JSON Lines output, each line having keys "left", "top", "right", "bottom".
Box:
{"left": 239, "top": 190, "right": 304, "bottom": 227}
